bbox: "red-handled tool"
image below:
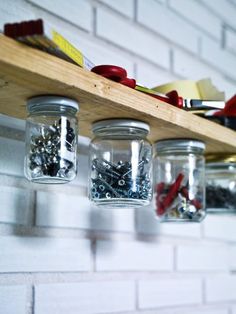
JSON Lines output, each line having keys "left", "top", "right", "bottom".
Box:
{"left": 156, "top": 173, "right": 184, "bottom": 215}
{"left": 91, "top": 65, "right": 224, "bottom": 111}
{"left": 91, "top": 65, "right": 182, "bottom": 106}
{"left": 212, "top": 94, "right": 236, "bottom": 117}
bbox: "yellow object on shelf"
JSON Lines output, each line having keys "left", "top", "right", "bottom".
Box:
{"left": 153, "top": 78, "right": 225, "bottom": 100}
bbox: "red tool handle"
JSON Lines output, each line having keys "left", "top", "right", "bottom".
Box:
{"left": 91, "top": 65, "right": 184, "bottom": 107}
{"left": 180, "top": 186, "right": 202, "bottom": 210}
{"left": 162, "top": 173, "right": 184, "bottom": 209}
{"left": 91, "top": 65, "right": 127, "bottom": 82}
{"left": 214, "top": 94, "right": 236, "bottom": 117}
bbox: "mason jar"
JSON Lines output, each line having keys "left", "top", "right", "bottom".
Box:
{"left": 206, "top": 155, "right": 236, "bottom": 214}
{"left": 89, "top": 119, "right": 152, "bottom": 208}
{"left": 154, "top": 139, "right": 206, "bottom": 222}
{"left": 24, "top": 96, "right": 79, "bottom": 183}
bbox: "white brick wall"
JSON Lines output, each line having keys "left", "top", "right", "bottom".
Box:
{"left": 0, "top": 236, "right": 92, "bottom": 272}
{"left": 96, "top": 240, "right": 173, "bottom": 271}
{"left": 176, "top": 243, "right": 230, "bottom": 271}
{"left": 206, "top": 275, "right": 236, "bottom": 302}
{"left": 96, "top": 7, "right": 170, "bottom": 68}
{"left": 1, "top": 0, "right": 236, "bottom": 313}
{"left": 0, "top": 286, "right": 28, "bottom": 314}
{"left": 35, "top": 281, "right": 136, "bottom": 314}
{"left": 138, "top": 278, "right": 202, "bottom": 308}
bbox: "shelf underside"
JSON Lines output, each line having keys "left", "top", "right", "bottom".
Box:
{"left": 0, "top": 35, "right": 236, "bottom": 153}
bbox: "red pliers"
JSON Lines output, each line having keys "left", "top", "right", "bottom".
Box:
{"left": 91, "top": 65, "right": 183, "bottom": 108}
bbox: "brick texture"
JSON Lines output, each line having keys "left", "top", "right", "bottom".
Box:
{"left": 1, "top": 0, "right": 236, "bottom": 313}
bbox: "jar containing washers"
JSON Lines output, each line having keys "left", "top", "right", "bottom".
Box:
{"left": 89, "top": 119, "right": 153, "bottom": 208}
{"left": 154, "top": 139, "right": 206, "bottom": 222}
{"left": 24, "top": 96, "right": 79, "bottom": 183}
{"left": 206, "top": 154, "right": 236, "bottom": 214}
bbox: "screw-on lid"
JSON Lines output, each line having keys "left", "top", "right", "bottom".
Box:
{"left": 155, "top": 138, "right": 205, "bottom": 152}
{"left": 92, "top": 119, "right": 150, "bottom": 133}
{"left": 206, "top": 154, "right": 236, "bottom": 164}
{"left": 27, "top": 96, "right": 79, "bottom": 112}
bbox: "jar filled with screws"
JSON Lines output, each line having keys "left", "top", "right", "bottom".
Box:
{"left": 206, "top": 154, "right": 236, "bottom": 214}
{"left": 89, "top": 119, "right": 152, "bottom": 208}
{"left": 24, "top": 96, "right": 79, "bottom": 183}
{"left": 154, "top": 139, "right": 206, "bottom": 222}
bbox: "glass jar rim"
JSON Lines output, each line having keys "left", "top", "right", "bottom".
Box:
{"left": 206, "top": 162, "right": 236, "bottom": 169}
{"left": 27, "top": 96, "right": 79, "bottom": 112}
{"left": 92, "top": 119, "right": 150, "bottom": 133}
{"left": 154, "top": 138, "right": 205, "bottom": 152}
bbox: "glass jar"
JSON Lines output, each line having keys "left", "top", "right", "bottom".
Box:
{"left": 206, "top": 155, "right": 236, "bottom": 214}
{"left": 24, "top": 96, "right": 79, "bottom": 183}
{"left": 154, "top": 139, "right": 206, "bottom": 222}
{"left": 89, "top": 119, "right": 152, "bottom": 208}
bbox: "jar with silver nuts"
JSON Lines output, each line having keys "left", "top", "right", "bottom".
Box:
{"left": 24, "top": 96, "right": 79, "bottom": 183}
{"left": 89, "top": 119, "right": 153, "bottom": 208}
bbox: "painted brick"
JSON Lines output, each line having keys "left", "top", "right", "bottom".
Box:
{"left": 200, "top": 0, "right": 236, "bottom": 29}
{"left": 139, "top": 278, "right": 202, "bottom": 308}
{"left": 0, "top": 114, "right": 26, "bottom": 130}
{"left": 135, "top": 207, "right": 202, "bottom": 238}
{"left": 160, "top": 222, "right": 202, "bottom": 238}
{"left": 173, "top": 48, "right": 236, "bottom": 99}
{"left": 36, "top": 191, "right": 90, "bottom": 228}
{"left": 135, "top": 206, "right": 160, "bottom": 235}
{"left": 90, "top": 207, "right": 135, "bottom": 232}
{"left": 96, "top": 7, "right": 170, "bottom": 69}
{"left": 0, "top": 186, "right": 33, "bottom": 225}
{"left": 225, "top": 27, "right": 236, "bottom": 53}
{"left": 96, "top": 240, "right": 173, "bottom": 271}
{"left": 0, "top": 0, "right": 35, "bottom": 31}
{"left": 203, "top": 215, "right": 236, "bottom": 242}
{"left": 173, "top": 49, "right": 222, "bottom": 80}
{"left": 35, "top": 281, "right": 135, "bottom": 314}
{"left": 36, "top": 191, "right": 135, "bottom": 232}
{"left": 206, "top": 275, "right": 236, "bottom": 302}
{"left": 201, "top": 36, "right": 236, "bottom": 80}
{"left": 28, "top": 0, "right": 92, "bottom": 31}
{"left": 232, "top": 306, "right": 236, "bottom": 314}
{"left": 184, "top": 310, "right": 228, "bottom": 314}
{"left": 168, "top": 0, "right": 221, "bottom": 39}
{"left": 136, "top": 61, "right": 180, "bottom": 88}
{"left": 0, "top": 236, "right": 91, "bottom": 272}
{"left": 177, "top": 244, "right": 229, "bottom": 271}
{"left": 0, "top": 285, "right": 27, "bottom": 314}
{"left": 57, "top": 28, "right": 134, "bottom": 76}
{"left": 98, "top": 0, "right": 134, "bottom": 18}
{"left": 152, "top": 308, "right": 228, "bottom": 314}
{"left": 0, "top": 137, "right": 24, "bottom": 177}
{"left": 213, "top": 75, "right": 236, "bottom": 99}
{"left": 70, "top": 153, "right": 89, "bottom": 186}
{"left": 137, "top": 0, "right": 199, "bottom": 53}
{"left": 230, "top": 245, "right": 236, "bottom": 270}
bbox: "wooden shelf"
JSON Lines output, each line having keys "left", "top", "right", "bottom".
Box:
{"left": 0, "top": 34, "right": 235, "bottom": 153}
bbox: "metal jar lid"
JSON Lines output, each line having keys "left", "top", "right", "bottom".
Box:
{"left": 92, "top": 119, "right": 150, "bottom": 133}
{"left": 206, "top": 154, "right": 236, "bottom": 164}
{"left": 27, "top": 96, "right": 79, "bottom": 112}
{"left": 155, "top": 138, "right": 205, "bottom": 153}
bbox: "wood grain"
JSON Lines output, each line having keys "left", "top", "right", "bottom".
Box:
{"left": 0, "top": 34, "right": 235, "bottom": 153}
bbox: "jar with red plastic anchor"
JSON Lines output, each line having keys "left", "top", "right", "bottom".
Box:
{"left": 154, "top": 139, "right": 206, "bottom": 222}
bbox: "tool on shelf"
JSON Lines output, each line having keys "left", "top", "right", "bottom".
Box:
{"left": 203, "top": 95, "right": 236, "bottom": 130}
{"left": 4, "top": 19, "right": 94, "bottom": 70}
{"left": 91, "top": 65, "right": 225, "bottom": 111}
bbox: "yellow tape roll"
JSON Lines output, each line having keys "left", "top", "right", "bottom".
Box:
{"left": 153, "top": 80, "right": 201, "bottom": 99}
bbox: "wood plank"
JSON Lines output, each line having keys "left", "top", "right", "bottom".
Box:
{"left": 0, "top": 34, "right": 235, "bottom": 153}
